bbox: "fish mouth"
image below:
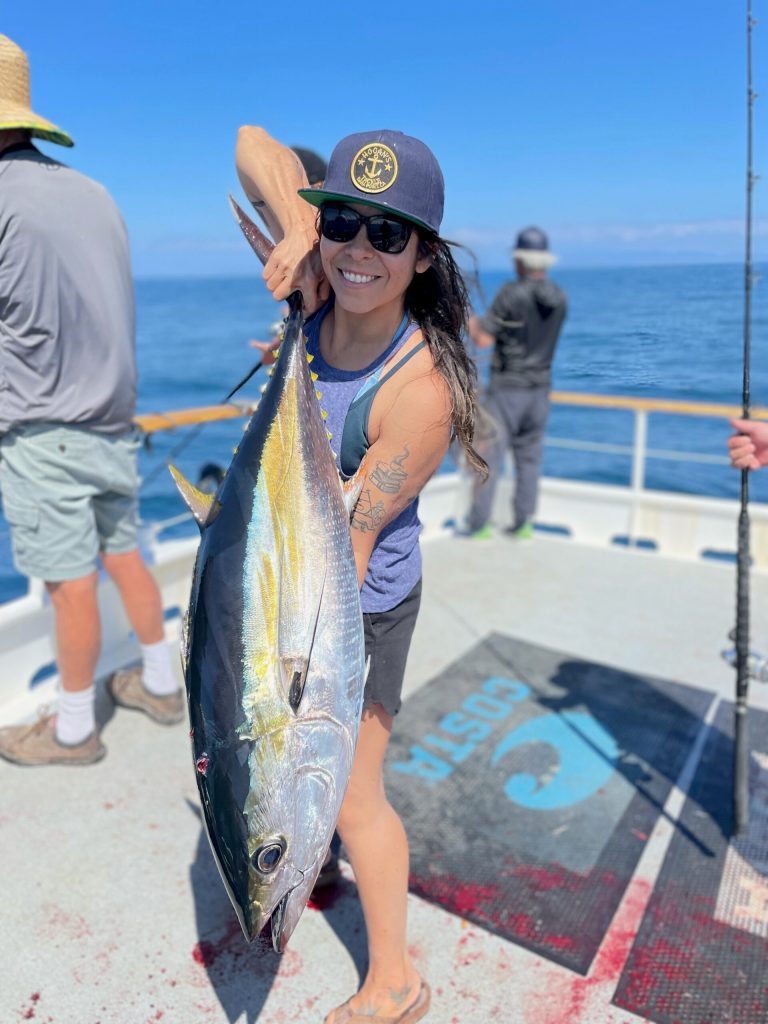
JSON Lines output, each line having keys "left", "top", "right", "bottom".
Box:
{"left": 270, "top": 890, "right": 292, "bottom": 953}
{"left": 268, "top": 862, "right": 326, "bottom": 952}
{"left": 239, "top": 875, "right": 302, "bottom": 947}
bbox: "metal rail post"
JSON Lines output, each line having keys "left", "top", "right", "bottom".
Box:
{"left": 628, "top": 409, "right": 648, "bottom": 546}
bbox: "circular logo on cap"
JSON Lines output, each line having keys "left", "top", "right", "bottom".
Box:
{"left": 351, "top": 143, "right": 398, "bottom": 194}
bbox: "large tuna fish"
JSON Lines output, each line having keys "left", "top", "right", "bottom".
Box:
{"left": 171, "top": 202, "right": 365, "bottom": 951}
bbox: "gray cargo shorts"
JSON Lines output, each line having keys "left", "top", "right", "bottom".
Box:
{"left": 0, "top": 423, "right": 141, "bottom": 582}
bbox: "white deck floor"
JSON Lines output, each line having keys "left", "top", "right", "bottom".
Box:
{"left": 1, "top": 532, "right": 765, "bottom": 1024}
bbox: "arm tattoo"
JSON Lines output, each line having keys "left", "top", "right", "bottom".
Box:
{"left": 351, "top": 488, "right": 386, "bottom": 534}
{"left": 369, "top": 444, "right": 410, "bottom": 494}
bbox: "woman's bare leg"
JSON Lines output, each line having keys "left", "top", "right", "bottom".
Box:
{"left": 325, "top": 704, "right": 422, "bottom": 1022}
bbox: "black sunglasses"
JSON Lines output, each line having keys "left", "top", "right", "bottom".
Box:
{"left": 319, "top": 203, "right": 414, "bottom": 254}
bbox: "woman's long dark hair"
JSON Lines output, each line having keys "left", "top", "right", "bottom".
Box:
{"left": 406, "top": 237, "right": 488, "bottom": 478}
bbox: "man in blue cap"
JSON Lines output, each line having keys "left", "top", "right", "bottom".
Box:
{"left": 466, "top": 226, "right": 568, "bottom": 538}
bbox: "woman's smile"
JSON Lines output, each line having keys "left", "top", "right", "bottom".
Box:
{"left": 338, "top": 268, "right": 379, "bottom": 286}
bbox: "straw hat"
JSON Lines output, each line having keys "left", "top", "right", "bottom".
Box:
{"left": 0, "top": 35, "right": 73, "bottom": 147}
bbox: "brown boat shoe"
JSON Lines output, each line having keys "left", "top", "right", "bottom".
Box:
{"left": 325, "top": 981, "right": 431, "bottom": 1024}
{"left": 0, "top": 713, "right": 106, "bottom": 766}
{"left": 107, "top": 666, "right": 185, "bottom": 725}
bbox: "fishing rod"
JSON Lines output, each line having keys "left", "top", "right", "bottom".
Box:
{"left": 734, "top": 0, "right": 758, "bottom": 835}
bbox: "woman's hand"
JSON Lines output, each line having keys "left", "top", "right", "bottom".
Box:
{"left": 728, "top": 418, "right": 768, "bottom": 470}
{"left": 235, "top": 126, "right": 329, "bottom": 314}
{"left": 262, "top": 228, "right": 329, "bottom": 314}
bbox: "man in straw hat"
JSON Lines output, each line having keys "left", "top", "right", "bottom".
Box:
{"left": 0, "top": 34, "right": 183, "bottom": 766}
{"left": 464, "top": 226, "right": 567, "bottom": 539}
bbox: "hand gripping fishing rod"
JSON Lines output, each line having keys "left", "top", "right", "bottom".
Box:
{"left": 734, "top": 0, "right": 758, "bottom": 835}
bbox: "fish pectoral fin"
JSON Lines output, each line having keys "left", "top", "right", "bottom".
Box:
{"left": 168, "top": 464, "right": 220, "bottom": 529}
{"left": 340, "top": 452, "right": 370, "bottom": 519}
{"left": 281, "top": 656, "right": 310, "bottom": 712}
{"left": 280, "top": 556, "right": 328, "bottom": 713}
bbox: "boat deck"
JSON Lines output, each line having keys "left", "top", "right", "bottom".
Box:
{"left": 2, "top": 532, "right": 768, "bottom": 1024}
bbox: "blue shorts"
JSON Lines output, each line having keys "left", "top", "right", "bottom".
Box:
{"left": 0, "top": 424, "right": 141, "bottom": 582}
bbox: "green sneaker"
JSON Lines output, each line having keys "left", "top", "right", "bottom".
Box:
{"left": 469, "top": 525, "right": 494, "bottom": 540}
{"left": 506, "top": 521, "right": 534, "bottom": 540}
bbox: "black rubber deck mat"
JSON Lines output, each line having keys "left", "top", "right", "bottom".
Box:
{"left": 384, "top": 633, "right": 712, "bottom": 974}
{"left": 613, "top": 701, "right": 768, "bottom": 1024}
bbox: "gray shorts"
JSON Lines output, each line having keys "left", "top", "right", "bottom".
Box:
{"left": 0, "top": 424, "right": 141, "bottom": 582}
{"left": 363, "top": 579, "right": 422, "bottom": 717}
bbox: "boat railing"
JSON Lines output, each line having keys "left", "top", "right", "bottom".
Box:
{"left": 548, "top": 390, "right": 762, "bottom": 489}
{"left": 538, "top": 392, "right": 767, "bottom": 556}
{"left": 132, "top": 390, "right": 768, "bottom": 566}
{"left": 134, "top": 394, "right": 764, "bottom": 483}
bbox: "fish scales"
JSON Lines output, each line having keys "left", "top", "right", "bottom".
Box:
{"left": 177, "top": 298, "right": 365, "bottom": 950}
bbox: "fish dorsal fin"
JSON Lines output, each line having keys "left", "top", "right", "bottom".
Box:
{"left": 340, "top": 452, "right": 369, "bottom": 519}
{"left": 168, "top": 464, "right": 219, "bottom": 529}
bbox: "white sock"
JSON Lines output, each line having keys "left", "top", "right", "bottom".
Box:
{"left": 56, "top": 686, "right": 96, "bottom": 746}
{"left": 141, "top": 639, "right": 178, "bottom": 696}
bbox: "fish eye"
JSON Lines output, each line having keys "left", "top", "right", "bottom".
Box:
{"left": 252, "top": 839, "right": 286, "bottom": 875}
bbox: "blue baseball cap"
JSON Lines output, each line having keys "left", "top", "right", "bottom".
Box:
{"left": 515, "top": 226, "right": 550, "bottom": 252}
{"left": 298, "top": 129, "right": 444, "bottom": 235}
{"left": 512, "top": 225, "right": 558, "bottom": 268}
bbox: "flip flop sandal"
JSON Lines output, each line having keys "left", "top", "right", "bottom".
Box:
{"left": 325, "top": 981, "right": 431, "bottom": 1024}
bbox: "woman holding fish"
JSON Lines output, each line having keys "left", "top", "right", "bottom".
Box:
{"left": 236, "top": 126, "right": 486, "bottom": 1024}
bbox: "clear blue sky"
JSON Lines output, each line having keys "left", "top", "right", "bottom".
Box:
{"left": 5, "top": 1, "right": 765, "bottom": 275}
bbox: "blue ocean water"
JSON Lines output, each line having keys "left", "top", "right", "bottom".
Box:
{"left": 0, "top": 262, "right": 765, "bottom": 602}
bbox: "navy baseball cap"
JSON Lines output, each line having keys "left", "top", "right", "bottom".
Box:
{"left": 512, "top": 225, "right": 558, "bottom": 267}
{"left": 298, "top": 130, "right": 444, "bottom": 235}
{"left": 514, "top": 226, "right": 550, "bottom": 252}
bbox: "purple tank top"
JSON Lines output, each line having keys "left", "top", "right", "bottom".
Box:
{"left": 304, "top": 302, "right": 423, "bottom": 613}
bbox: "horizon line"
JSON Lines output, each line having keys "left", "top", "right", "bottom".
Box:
{"left": 133, "top": 257, "right": 767, "bottom": 283}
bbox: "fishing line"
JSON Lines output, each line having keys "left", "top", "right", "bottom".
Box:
{"left": 733, "top": 0, "right": 757, "bottom": 835}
